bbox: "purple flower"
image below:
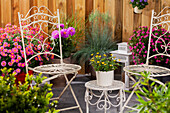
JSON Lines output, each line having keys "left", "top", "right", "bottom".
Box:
{"left": 131, "top": 0, "right": 134, "bottom": 2}
{"left": 61, "top": 29, "right": 69, "bottom": 38}
{"left": 144, "top": 0, "right": 147, "bottom": 2}
{"left": 140, "top": 0, "right": 143, "bottom": 2}
{"left": 67, "top": 27, "right": 76, "bottom": 36}
{"left": 52, "top": 30, "right": 59, "bottom": 39}
{"left": 57, "top": 23, "right": 64, "bottom": 28}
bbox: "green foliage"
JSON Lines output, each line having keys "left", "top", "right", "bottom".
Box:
{"left": 133, "top": 72, "right": 170, "bottom": 113}
{"left": 90, "top": 52, "right": 120, "bottom": 71}
{"left": 73, "top": 10, "right": 117, "bottom": 64}
{"left": 130, "top": 0, "right": 148, "bottom": 9}
{"left": 0, "top": 68, "right": 59, "bottom": 113}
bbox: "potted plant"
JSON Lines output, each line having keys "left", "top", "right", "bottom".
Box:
{"left": 129, "top": 25, "right": 170, "bottom": 82}
{"left": 0, "top": 24, "right": 53, "bottom": 84}
{"left": 130, "top": 0, "right": 148, "bottom": 13}
{"left": 0, "top": 67, "right": 59, "bottom": 113}
{"left": 90, "top": 52, "right": 120, "bottom": 86}
{"left": 73, "top": 11, "right": 117, "bottom": 76}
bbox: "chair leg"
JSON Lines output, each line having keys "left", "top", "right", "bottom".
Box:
{"left": 120, "top": 78, "right": 142, "bottom": 113}
{"left": 64, "top": 73, "right": 83, "bottom": 113}
{"left": 57, "top": 73, "right": 77, "bottom": 99}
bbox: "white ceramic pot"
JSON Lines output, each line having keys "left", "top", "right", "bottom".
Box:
{"left": 96, "top": 71, "right": 114, "bottom": 86}
{"left": 134, "top": 7, "right": 143, "bottom": 14}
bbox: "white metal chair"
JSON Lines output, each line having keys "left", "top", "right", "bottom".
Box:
{"left": 120, "top": 6, "right": 170, "bottom": 112}
{"left": 18, "top": 6, "right": 83, "bottom": 113}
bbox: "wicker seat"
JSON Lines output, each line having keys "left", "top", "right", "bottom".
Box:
{"left": 18, "top": 6, "right": 83, "bottom": 113}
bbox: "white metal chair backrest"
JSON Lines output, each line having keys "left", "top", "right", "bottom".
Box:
{"left": 18, "top": 6, "right": 63, "bottom": 74}
{"left": 146, "top": 6, "right": 170, "bottom": 65}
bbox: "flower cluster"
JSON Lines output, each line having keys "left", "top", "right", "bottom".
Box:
{"left": 51, "top": 24, "right": 76, "bottom": 58}
{"left": 0, "top": 24, "right": 53, "bottom": 75}
{"left": 52, "top": 24, "right": 75, "bottom": 39}
{"left": 130, "top": 0, "right": 148, "bottom": 9}
{"left": 90, "top": 52, "right": 120, "bottom": 72}
{"left": 129, "top": 25, "right": 170, "bottom": 66}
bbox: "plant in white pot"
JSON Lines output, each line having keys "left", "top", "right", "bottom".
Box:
{"left": 90, "top": 52, "right": 120, "bottom": 86}
{"left": 130, "top": 0, "right": 148, "bottom": 14}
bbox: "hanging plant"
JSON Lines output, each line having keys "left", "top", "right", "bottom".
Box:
{"left": 130, "top": 0, "right": 148, "bottom": 13}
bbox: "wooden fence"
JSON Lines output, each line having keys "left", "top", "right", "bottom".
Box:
{"left": 0, "top": 0, "right": 169, "bottom": 41}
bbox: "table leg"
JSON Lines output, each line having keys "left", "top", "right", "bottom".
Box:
{"left": 125, "top": 61, "right": 130, "bottom": 90}
{"left": 104, "top": 91, "right": 107, "bottom": 113}
{"left": 85, "top": 88, "right": 89, "bottom": 113}
{"left": 119, "top": 89, "right": 122, "bottom": 111}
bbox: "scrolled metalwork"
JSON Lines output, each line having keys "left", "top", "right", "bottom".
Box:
{"left": 147, "top": 6, "right": 170, "bottom": 61}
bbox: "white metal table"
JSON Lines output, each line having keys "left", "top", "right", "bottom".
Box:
{"left": 110, "top": 50, "right": 132, "bottom": 90}
{"left": 85, "top": 80, "right": 125, "bottom": 113}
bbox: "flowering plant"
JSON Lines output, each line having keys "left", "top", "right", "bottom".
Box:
{"left": 129, "top": 25, "right": 170, "bottom": 66}
{"left": 51, "top": 24, "right": 76, "bottom": 58}
{"left": 0, "top": 24, "right": 53, "bottom": 75}
{"left": 130, "top": 0, "right": 148, "bottom": 9}
{"left": 90, "top": 52, "right": 120, "bottom": 72}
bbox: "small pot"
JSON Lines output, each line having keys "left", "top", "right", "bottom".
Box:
{"left": 134, "top": 7, "right": 143, "bottom": 14}
{"left": 96, "top": 71, "right": 114, "bottom": 86}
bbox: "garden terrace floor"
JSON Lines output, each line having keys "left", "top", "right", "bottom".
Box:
{"left": 52, "top": 74, "right": 140, "bottom": 113}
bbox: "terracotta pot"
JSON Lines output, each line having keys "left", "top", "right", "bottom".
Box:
{"left": 96, "top": 71, "right": 114, "bottom": 86}
{"left": 134, "top": 7, "right": 143, "bottom": 14}
{"left": 15, "top": 70, "right": 33, "bottom": 85}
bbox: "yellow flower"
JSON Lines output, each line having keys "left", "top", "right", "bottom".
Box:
{"left": 118, "top": 59, "right": 121, "bottom": 61}
{"left": 104, "top": 64, "right": 106, "bottom": 65}
{"left": 103, "top": 54, "right": 106, "bottom": 56}
{"left": 111, "top": 54, "right": 113, "bottom": 56}
{"left": 95, "top": 55, "right": 98, "bottom": 57}
{"left": 110, "top": 64, "right": 112, "bottom": 66}
{"left": 96, "top": 52, "right": 99, "bottom": 54}
{"left": 114, "top": 57, "right": 116, "bottom": 59}
{"left": 97, "top": 61, "right": 100, "bottom": 63}
{"left": 91, "top": 53, "right": 94, "bottom": 56}
{"left": 99, "top": 55, "right": 101, "bottom": 58}
{"left": 102, "top": 62, "right": 104, "bottom": 64}
{"left": 113, "top": 60, "right": 116, "bottom": 62}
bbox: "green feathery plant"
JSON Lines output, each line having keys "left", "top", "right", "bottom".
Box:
{"left": 73, "top": 10, "right": 117, "bottom": 64}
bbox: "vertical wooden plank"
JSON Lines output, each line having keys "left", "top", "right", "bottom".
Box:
{"left": 161, "top": 0, "right": 170, "bottom": 8}
{"left": 105, "top": 0, "right": 123, "bottom": 41}
{"left": 54, "top": 0, "right": 67, "bottom": 18}
{"left": 93, "top": 0, "right": 104, "bottom": 12}
{"left": 133, "top": 14, "right": 142, "bottom": 30}
{"left": 19, "top": 0, "right": 30, "bottom": 17}
{"left": 75, "top": 0, "right": 85, "bottom": 74}
{"left": 0, "top": 0, "right": 1, "bottom": 27}
{"left": 86, "top": 0, "right": 93, "bottom": 19}
{"left": 141, "top": 0, "right": 155, "bottom": 27}
{"left": 67, "top": 0, "right": 75, "bottom": 17}
{"left": 1, "top": 0, "right": 12, "bottom": 27}
{"left": 122, "top": 0, "right": 133, "bottom": 42}
{"left": 12, "top": 0, "right": 19, "bottom": 25}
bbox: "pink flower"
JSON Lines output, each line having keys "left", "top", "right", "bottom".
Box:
{"left": 16, "top": 68, "right": 21, "bottom": 73}
{"left": 134, "top": 46, "right": 136, "bottom": 49}
{"left": 14, "top": 42, "right": 18, "bottom": 46}
{"left": 12, "top": 48, "right": 18, "bottom": 53}
{"left": 1, "top": 61, "right": 6, "bottom": 67}
{"left": 8, "top": 62, "right": 13, "bottom": 66}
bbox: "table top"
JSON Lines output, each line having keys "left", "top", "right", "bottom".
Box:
{"left": 85, "top": 80, "right": 124, "bottom": 91}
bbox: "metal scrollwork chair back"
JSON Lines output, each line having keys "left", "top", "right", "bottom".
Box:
{"left": 120, "top": 6, "right": 170, "bottom": 113}
{"left": 18, "top": 6, "right": 82, "bottom": 113}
